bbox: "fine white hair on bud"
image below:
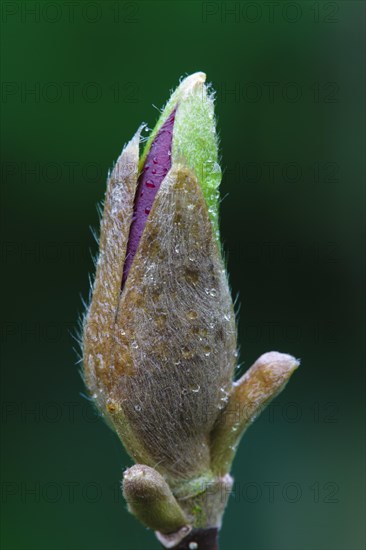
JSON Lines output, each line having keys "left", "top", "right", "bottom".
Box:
{"left": 110, "top": 164, "right": 237, "bottom": 482}
{"left": 82, "top": 72, "right": 299, "bottom": 549}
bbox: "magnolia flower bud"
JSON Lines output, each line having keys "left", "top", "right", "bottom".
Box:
{"left": 82, "top": 72, "right": 299, "bottom": 549}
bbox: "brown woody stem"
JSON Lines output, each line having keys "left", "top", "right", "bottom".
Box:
{"left": 167, "top": 528, "right": 219, "bottom": 550}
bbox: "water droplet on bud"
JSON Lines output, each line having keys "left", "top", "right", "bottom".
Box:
{"left": 187, "top": 310, "right": 198, "bottom": 320}
{"left": 181, "top": 347, "right": 192, "bottom": 359}
{"left": 203, "top": 346, "right": 211, "bottom": 357}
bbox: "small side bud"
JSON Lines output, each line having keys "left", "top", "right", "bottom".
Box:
{"left": 122, "top": 465, "right": 190, "bottom": 535}
{"left": 211, "top": 352, "right": 300, "bottom": 475}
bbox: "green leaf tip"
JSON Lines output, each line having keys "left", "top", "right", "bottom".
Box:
{"left": 140, "top": 72, "right": 222, "bottom": 246}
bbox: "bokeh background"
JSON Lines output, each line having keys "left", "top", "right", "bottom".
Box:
{"left": 1, "top": 1, "right": 365, "bottom": 549}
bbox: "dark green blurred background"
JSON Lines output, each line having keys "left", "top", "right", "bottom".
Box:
{"left": 1, "top": 1, "right": 365, "bottom": 549}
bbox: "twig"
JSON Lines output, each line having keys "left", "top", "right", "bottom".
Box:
{"left": 168, "top": 528, "right": 219, "bottom": 550}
